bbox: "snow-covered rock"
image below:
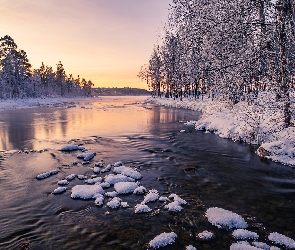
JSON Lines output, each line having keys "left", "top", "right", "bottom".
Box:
{"left": 148, "top": 232, "right": 177, "bottom": 249}
{"left": 133, "top": 186, "right": 147, "bottom": 195}
{"left": 205, "top": 207, "right": 247, "bottom": 229}
{"left": 134, "top": 204, "right": 152, "bottom": 213}
{"left": 57, "top": 180, "right": 69, "bottom": 185}
{"left": 142, "top": 189, "right": 159, "bottom": 204}
{"left": 60, "top": 144, "right": 80, "bottom": 151}
{"left": 232, "top": 229, "right": 259, "bottom": 240}
{"left": 165, "top": 201, "right": 183, "bottom": 212}
{"left": 107, "top": 197, "right": 121, "bottom": 208}
{"left": 84, "top": 177, "right": 102, "bottom": 185}
{"left": 77, "top": 152, "right": 95, "bottom": 161}
{"left": 114, "top": 182, "right": 138, "bottom": 194}
{"left": 197, "top": 230, "right": 214, "bottom": 240}
{"left": 104, "top": 174, "right": 135, "bottom": 185}
{"left": 65, "top": 174, "right": 75, "bottom": 181}
{"left": 36, "top": 170, "right": 59, "bottom": 180}
{"left": 53, "top": 187, "right": 67, "bottom": 194}
{"left": 268, "top": 232, "right": 295, "bottom": 248}
{"left": 71, "top": 185, "right": 104, "bottom": 199}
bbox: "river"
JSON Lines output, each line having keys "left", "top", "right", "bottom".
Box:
{"left": 0, "top": 96, "right": 294, "bottom": 250}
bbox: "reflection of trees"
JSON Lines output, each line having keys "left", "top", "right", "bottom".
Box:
{"left": 0, "top": 110, "right": 35, "bottom": 150}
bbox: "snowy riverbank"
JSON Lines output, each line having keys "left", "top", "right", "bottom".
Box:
{"left": 147, "top": 92, "right": 295, "bottom": 167}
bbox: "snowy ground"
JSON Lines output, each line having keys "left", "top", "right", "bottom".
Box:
{"left": 147, "top": 92, "right": 295, "bottom": 167}
{"left": 0, "top": 97, "right": 98, "bottom": 110}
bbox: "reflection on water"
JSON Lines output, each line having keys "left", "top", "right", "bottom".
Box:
{"left": 0, "top": 96, "right": 294, "bottom": 250}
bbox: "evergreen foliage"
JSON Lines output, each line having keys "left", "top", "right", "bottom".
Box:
{"left": 0, "top": 35, "right": 94, "bottom": 99}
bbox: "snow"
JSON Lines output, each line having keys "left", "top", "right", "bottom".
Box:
{"left": 134, "top": 204, "right": 152, "bottom": 213}
{"left": 120, "top": 201, "right": 129, "bottom": 208}
{"left": 84, "top": 177, "right": 102, "bottom": 185}
{"left": 230, "top": 241, "right": 262, "bottom": 250}
{"left": 252, "top": 242, "right": 271, "bottom": 249}
{"left": 53, "top": 187, "right": 67, "bottom": 194}
{"left": 197, "top": 230, "right": 214, "bottom": 240}
{"left": 121, "top": 167, "right": 142, "bottom": 180}
{"left": 142, "top": 189, "right": 159, "bottom": 204}
{"left": 60, "top": 144, "right": 83, "bottom": 151}
{"left": 93, "top": 166, "right": 100, "bottom": 174}
{"left": 99, "top": 182, "right": 111, "bottom": 188}
{"left": 36, "top": 170, "right": 59, "bottom": 180}
{"left": 94, "top": 194, "right": 104, "bottom": 206}
{"left": 105, "top": 191, "right": 118, "bottom": 198}
{"left": 232, "top": 229, "right": 259, "bottom": 240}
{"left": 77, "top": 175, "right": 85, "bottom": 180}
{"left": 148, "top": 232, "right": 177, "bottom": 249}
{"left": 205, "top": 207, "right": 248, "bottom": 229}
{"left": 268, "top": 232, "right": 295, "bottom": 248}
{"left": 71, "top": 185, "right": 104, "bottom": 199}
{"left": 107, "top": 197, "right": 122, "bottom": 208}
{"left": 104, "top": 174, "right": 135, "bottom": 185}
{"left": 164, "top": 201, "right": 183, "bottom": 212}
{"left": 77, "top": 152, "right": 95, "bottom": 161}
{"left": 65, "top": 174, "right": 76, "bottom": 181}
{"left": 114, "top": 182, "right": 138, "bottom": 194}
{"left": 159, "top": 196, "right": 170, "bottom": 202}
{"left": 133, "top": 186, "right": 147, "bottom": 195}
{"left": 58, "top": 180, "right": 69, "bottom": 185}
{"left": 101, "top": 164, "right": 113, "bottom": 173}
{"left": 186, "top": 246, "right": 197, "bottom": 250}
{"left": 148, "top": 94, "right": 295, "bottom": 167}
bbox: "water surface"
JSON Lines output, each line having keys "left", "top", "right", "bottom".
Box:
{"left": 0, "top": 96, "right": 294, "bottom": 250}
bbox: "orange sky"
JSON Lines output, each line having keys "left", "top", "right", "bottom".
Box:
{"left": 0, "top": 0, "right": 171, "bottom": 89}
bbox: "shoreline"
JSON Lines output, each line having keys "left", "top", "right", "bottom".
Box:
{"left": 147, "top": 94, "right": 295, "bottom": 168}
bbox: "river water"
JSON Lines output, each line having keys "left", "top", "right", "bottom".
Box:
{"left": 0, "top": 96, "right": 294, "bottom": 250}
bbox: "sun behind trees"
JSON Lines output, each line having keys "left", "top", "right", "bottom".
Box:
{"left": 139, "top": 0, "right": 295, "bottom": 127}
{"left": 0, "top": 35, "right": 93, "bottom": 99}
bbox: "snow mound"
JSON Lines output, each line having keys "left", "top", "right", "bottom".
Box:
{"left": 232, "top": 229, "right": 259, "bottom": 240}
{"left": 165, "top": 201, "right": 183, "bottom": 212}
{"left": 84, "top": 177, "right": 102, "bottom": 185}
{"left": 114, "top": 161, "right": 124, "bottom": 167}
{"left": 142, "top": 189, "right": 159, "bottom": 204}
{"left": 99, "top": 182, "right": 111, "bottom": 188}
{"left": 114, "top": 182, "right": 138, "bottom": 194}
{"left": 65, "top": 174, "right": 75, "bottom": 181}
{"left": 133, "top": 186, "right": 147, "bottom": 195}
{"left": 205, "top": 207, "right": 247, "bottom": 229}
{"left": 94, "top": 194, "right": 104, "bottom": 206}
{"left": 58, "top": 180, "right": 69, "bottom": 185}
{"left": 148, "top": 232, "right": 177, "bottom": 249}
{"left": 77, "top": 175, "right": 85, "bottom": 180}
{"left": 251, "top": 242, "right": 270, "bottom": 249}
{"left": 77, "top": 152, "right": 95, "bottom": 161}
{"left": 121, "top": 167, "right": 142, "bottom": 180}
{"left": 121, "top": 202, "right": 129, "bottom": 208}
{"left": 53, "top": 187, "right": 67, "bottom": 194}
{"left": 105, "top": 191, "right": 118, "bottom": 198}
{"left": 101, "top": 164, "right": 113, "bottom": 173}
{"left": 134, "top": 204, "right": 152, "bottom": 213}
{"left": 36, "top": 170, "right": 59, "bottom": 180}
{"left": 71, "top": 185, "right": 104, "bottom": 199}
{"left": 93, "top": 166, "right": 100, "bottom": 174}
{"left": 268, "top": 232, "right": 295, "bottom": 248}
{"left": 186, "top": 245, "right": 197, "bottom": 250}
{"left": 94, "top": 161, "right": 104, "bottom": 167}
{"left": 230, "top": 241, "right": 261, "bottom": 250}
{"left": 159, "top": 196, "right": 169, "bottom": 202}
{"left": 60, "top": 144, "right": 79, "bottom": 151}
{"left": 104, "top": 174, "right": 135, "bottom": 185}
{"left": 197, "top": 230, "right": 214, "bottom": 240}
{"left": 107, "top": 197, "right": 122, "bottom": 208}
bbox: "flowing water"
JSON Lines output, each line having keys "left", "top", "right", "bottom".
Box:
{"left": 0, "top": 96, "right": 294, "bottom": 250}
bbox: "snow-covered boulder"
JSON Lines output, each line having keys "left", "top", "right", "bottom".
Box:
{"left": 134, "top": 204, "right": 152, "bottom": 213}
{"left": 148, "top": 232, "right": 177, "bottom": 249}
{"left": 53, "top": 187, "right": 67, "bottom": 194}
{"left": 205, "top": 207, "right": 247, "bottom": 229}
{"left": 71, "top": 185, "right": 104, "bottom": 199}
{"left": 114, "top": 182, "right": 138, "bottom": 194}
{"left": 268, "top": 232, "right": 295, "bottom": 248}
{"left": 77, "top": 152, "right": 95, "bottom": 161}
{"left": 36, "top": 170, "right": 59, "bottom": 180}
{"left": 232, "top": 229, "right": 259, "bottom": 240}
{"left": 104, "top": 174, "right": 135, "bottom": 185}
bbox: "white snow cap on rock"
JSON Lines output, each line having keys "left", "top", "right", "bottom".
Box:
{"left": 205, "top": 207, "right": 248, "bottom": 229}
{"left": 232, "top": 229, "right": 259, "bottom": 240}
{"left": 84, "top": 177, "right": 102, "bottom": 185}
{"left": 65, "top": 174, "right": 75, "bottom": 181}
{"left": 36, "top": 170, "right": 59, "bottom": 180}
{"left": 58, "top": 179, "right": 69, "bottom": 185}
{"left": 94, "top": 194, "right": 104, "bottom": 206}
{"left": 268, "top": 232, "right": 295, "bottom": 248}
{"left": 165, "top": 201, "right": 183, "bottom": 212}
{"left": 186, "top": 245, "right": 197, "bottom": 250}
{"left": 71, "top": 185, "right": 104, "bottom": 199}
{"left": 104, "top": 174, "right": 135, "bottom": 185}
{"left": 60, "top": 144, "right": 80, "bottom": 151}
{"left": 133, "top": 186, "right": 147, "bottom": 195}
{"left": 230, "top": 241, "right": 261, "bottom": 250}
{"left": 114, "top": 182, "right": 138, "bottom": 194}
{"left": 148, "top": 232, "right": 177, "bottom": 249}
{"left": 53, "top": 187, "right": 67, "bottom": 194}
{"left": 142, "top": 189, "right": 159, "bottom": 204}
{"left": 77, "top": 152, "right": 95, "bottom": 161}
{"left": 134, "top": 204, "right": 152, "bottom": 213}
{"left": 107, "top": 197, "right": 121, "bottom": 208}
{"left": 197, "top": 230, "right": 214, "bottom": 240}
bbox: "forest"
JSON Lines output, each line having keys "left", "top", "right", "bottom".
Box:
{"left": 0, "top": 35, "right": 93, "bottom": 99}
{"left": 139, "top": 0, "right": 295, "bottom": 128}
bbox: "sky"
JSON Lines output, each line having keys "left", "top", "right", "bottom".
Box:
{"left": 0, "top": 0, "right": 172, "bottom": 89}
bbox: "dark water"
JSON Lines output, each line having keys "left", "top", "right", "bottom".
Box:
{"left": 0, "top": 96, "right": 294, "bottom": 250}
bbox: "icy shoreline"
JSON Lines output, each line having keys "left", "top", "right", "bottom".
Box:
{"left": 147, "top": 93, "right": 295, "bottom": 167}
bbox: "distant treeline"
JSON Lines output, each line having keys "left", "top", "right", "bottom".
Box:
{"left": 0, "top": 35, "right": 93, "bottom": 99}
{"left": 92, "top": 87, "right": 150, "bottom": 96}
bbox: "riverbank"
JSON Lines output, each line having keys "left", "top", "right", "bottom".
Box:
{"left": 147, "top": 92, "right": 295, "bottom": 167}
